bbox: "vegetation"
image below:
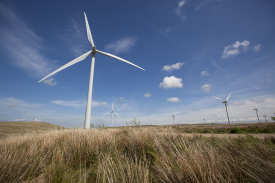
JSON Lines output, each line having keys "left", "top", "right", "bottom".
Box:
{"left": 271, "top": 116, "right": 275, "bottom": 121}
{"left": 167, "top": 122, "right": 275, "bottom": 134}
{"left": 125, "top": 117, "right": 141, "bottom": 127}
{"left": 0, "top": 121, "right": 64, "bottom": 139}
{"left": 0, "top": 125, "right": 275, "bottom": 182}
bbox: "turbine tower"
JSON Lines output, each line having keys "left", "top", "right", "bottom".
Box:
{"left": 203, "top": 117, "right": 206, "bottom": 125}
{"left": 213, "top": 93, "right": 232, "bottom": 124}
{"left": 103, "top": 101, "right": 120, "bottom": 127}
{"left": 38, "top": 12, "right": 145, "bottom": 129}
{"left": 172, "top": 114, "right": 176, "bottom": 125}
{"left": 254, "top": 108, "right": 260, "bottom": 123}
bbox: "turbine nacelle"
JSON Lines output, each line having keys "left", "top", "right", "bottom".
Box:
{"left": 92, "top": 46, "right": 96, "bottom": 55}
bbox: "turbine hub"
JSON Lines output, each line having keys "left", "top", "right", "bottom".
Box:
{"left": 92, "top": 46, "right": 96, "bottom": 55}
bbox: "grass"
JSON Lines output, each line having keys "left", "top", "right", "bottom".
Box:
{"left": 0, "top": 121, "right": 65, "bottom": 139}
{"left": 169, "top": 122, "right": 275, "bottom": 134}
{"left": 0, "top": 125, "right": 275, "bottom": 182}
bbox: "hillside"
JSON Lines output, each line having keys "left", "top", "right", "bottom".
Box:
{"left": 0, "top": 121, "right": 65, "bottom": 140}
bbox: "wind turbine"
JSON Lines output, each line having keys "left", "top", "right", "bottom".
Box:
{"left": 254, "top": 108, "right": 260, "bottom": 123}
{"left": 103, "top": 101, "right": 120, "bottom": 127}
{"left": 38, "top": 12, "right": 145, "bottom": 129}
{"left": 203, "top": 116, "right": 206, "bottom": 125}
{"left": 171, "top": 112, "right": 183, "bottom": 125}
{"left": 263, "top": 113, "right": 268, "bottom": 122}
{"left": 213, "top": 93, "right": 232, "bottom": 124}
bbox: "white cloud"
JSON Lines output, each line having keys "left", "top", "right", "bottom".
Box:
{"left": 200, "top": 71, "right": 209, "bottom": 76}
{"left": 167, "top": 97, "right": 180, "bottom": 102}
{"left": 174, "top": 1, "right": 187, "bottom": 21}
{"left": 232, "top": 101, "right": 245, "bottom": 107}
{"left": 105, "top": 37, "right": 138, "bottom": 54}
{"left": 100, "top": 102, "right": 107, "bottom": 106}
{"left": 221, "top": 40, "right": 250, "bottom": 59}
{"left": 14, "top": 119, "right": 26, "bottom": 121}
{"left": 0, "top": 4, "right": 55, "bottom": 78}
{"left": 0, "top": 97, "right": 42, "bottom": 108}
{"left": 51, "top": 100, "right": 104, "bottom": 108}
{"left": 144, "top": 93, "right": 152, "bottom": 98}
{"left": 59, "top": 18, "right": 89, "bottom": 57}
{"left": 43, "top": 78, "right": 57, "bottom": 86}
{"left": 162, "top": 62, "right": 185, "bottom": 71}
{"left": 200, "top": 84, "right": 212, "bottom": 93}
{"left": 250, "top": 98, "right": 265, "bottom": 104}
{"left": 159, "top": 76, "right": 183, "bottom": 89}
{"left": 253, "top": 44, "right": 261, "bottom": 52}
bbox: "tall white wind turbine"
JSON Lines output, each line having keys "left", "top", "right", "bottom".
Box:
{"left": 213, "top": 93, "right": 232, "bottom": 124}
{"left": 103, "top": 101, "right": 120, "bottom": 127}
{"left": 38, "top": 13, "right": 145, "bottom": 129}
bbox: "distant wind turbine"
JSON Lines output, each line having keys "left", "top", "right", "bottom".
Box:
{"left": 213, "top": 93, "right": 232, "bottom": 124}
{"left": 38, "top": 12, "right": 145, "bottom": 129}
{"left": 171, "top": 112, "right": 183, "bottom": 125}
{"left": 203, "top": 116, "right": 206, "bottom": 125}
{"left": 103, "top": 101, "right": 120, "bottom": 127}
{"left": 263, "top": 113, "right": 268, "bottom": 122}
{"left": 254, "top": 108, "right": 260, "bottom": 123}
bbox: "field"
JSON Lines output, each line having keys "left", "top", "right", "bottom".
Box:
{"left": 0, "top": 121, "right": 64, "bottom": 139}
{"left": 0, "top": 122, "right": 275, "bottom": 182}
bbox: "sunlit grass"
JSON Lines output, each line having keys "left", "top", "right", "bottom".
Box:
{"left": 0, "top": 125, "right": 275, "bottom": 182}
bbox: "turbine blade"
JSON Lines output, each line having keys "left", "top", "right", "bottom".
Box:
{"left": 112, "top": 101, "right": 114, "bottom": 110}
{"left": 226, "top": 93, "right": 231, "bottom": 101}
{"left": 84, "top": 12, "right": 94, "bottom": 47}
{"left": 96, "top": 50, "right": 145, "bottom": 71}
{"left": 38, "top": 50, "right": 92, "bottom": 83}
{"left": 213, "top": 96, "right": 225, "bottom": 101}
{"left": 103, "top": 111, "right": 111, "bottom": 116}
{"left": 114, "top": 112, "right": 121, "bottom": 118}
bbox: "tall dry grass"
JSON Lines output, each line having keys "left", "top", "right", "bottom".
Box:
{"left": 0, "top": 126, "right": 275, "bottom": 182}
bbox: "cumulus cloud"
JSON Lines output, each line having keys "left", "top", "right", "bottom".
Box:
{"left": 43, "top": 78, "right": 57, "bottom": 86}
{"left": 221, "top": 40, "right": 250, "bottom": 59}
{"left": 144, "top": 93, "right": 152, "bottom": 98}
{"left": 232, "top": 101, "right": 245, "bottom": 107}
{"left": 167, "top": 97, "right": 180, "bottom": 102}
{"left": 162, "top": 62, "right": 185, "bottom": 71}
{"left": 174, "top": 1, "right": 187, "bottom": 21}
{"left": 253, "top": 44, "right": 261, "bottom": 52}
{"left": 200, "top": 84, "right": 212, "bottom": 93}
{"left": 200, "top": 71, "right": 209, "bottom": 76}
{"left": 159, "top": 76, "right": 183, "bottom": 89}
{"left": 105, "top": 37, "right": 138, "bottom": 54}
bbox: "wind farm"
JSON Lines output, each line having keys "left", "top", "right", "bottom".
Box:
{"left": 1, "top": 0, "right": 275, "bottom": 182}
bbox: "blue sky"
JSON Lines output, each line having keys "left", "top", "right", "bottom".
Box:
{"left": 0, "top": 0, "right": 274, "bottom": 128}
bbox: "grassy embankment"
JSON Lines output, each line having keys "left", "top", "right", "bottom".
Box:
{"left": 0, "top": 124, "right": 275, "bottom": 182}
